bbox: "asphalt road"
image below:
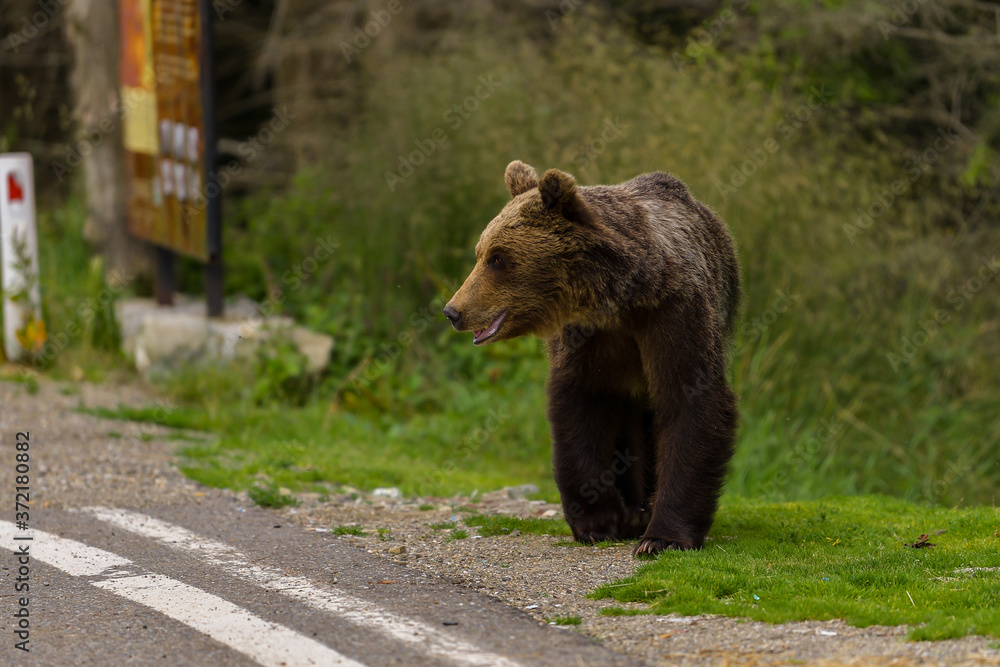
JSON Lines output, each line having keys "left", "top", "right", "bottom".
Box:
{"left": 0, "top": 379, "right": 640, "bottom": 666}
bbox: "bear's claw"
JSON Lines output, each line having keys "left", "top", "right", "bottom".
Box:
{"left": 632, "top": 537, "right": 692, "bottom": 558}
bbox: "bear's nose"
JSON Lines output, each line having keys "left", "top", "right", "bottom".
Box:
{"left": 443, "top": 305, "right": 462, "bottom": 329}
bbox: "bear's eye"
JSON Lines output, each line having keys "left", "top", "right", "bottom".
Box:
{"left": 489, "top": 252, "right": 505, "bottom": 269}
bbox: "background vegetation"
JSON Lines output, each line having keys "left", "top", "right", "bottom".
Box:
{"left": 2, "top": 0, "right": 998, "bottom": 507}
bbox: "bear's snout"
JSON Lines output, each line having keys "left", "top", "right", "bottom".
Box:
{"left": 442, "top": 304, "right": 462, "bottom": 330}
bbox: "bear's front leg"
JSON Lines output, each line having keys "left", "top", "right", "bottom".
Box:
{"left": 634, "top": 326, "right": 738, "bottom": 557}
{"left": 547, "top": 377, "right": 632, "bottom": 543}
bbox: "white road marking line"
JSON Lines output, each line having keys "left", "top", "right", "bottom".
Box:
{"left": 1, "top": 524, "right": 131, "bottom": 576}
{"left": 82, "top": 506, "right": 524, "bottom": 667}
{"left": 0, "top": 521, "right": 364, "bottom": 667}
{"left": 94, "top": 575, "right": 363, "bottom": 667}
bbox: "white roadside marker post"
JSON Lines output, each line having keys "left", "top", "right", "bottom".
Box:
{"left": 0, "top": 153, "right": 45, "bottom": 362}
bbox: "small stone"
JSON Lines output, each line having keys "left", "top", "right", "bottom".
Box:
{"left": 505, "top": 484, "right": 539, "bottom": 499}
{"left": 541, "top": 509, "right": 558, "bottom": 518}
{"left": 509, "top": 529, "right": 522, "bottom": 537}
{"left": 373, "top": 487, "right": 401, "bottom": 499}
{"left": 388, "top": 545, "right": 407, "bottom": 555}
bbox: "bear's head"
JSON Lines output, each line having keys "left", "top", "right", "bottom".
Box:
{"left": 444, "top": 160, "right": 597, "bottom": 344}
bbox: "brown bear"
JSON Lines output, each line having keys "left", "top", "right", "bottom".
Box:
{"left": 443, "top": 160, "right": 740, "bottom": 556}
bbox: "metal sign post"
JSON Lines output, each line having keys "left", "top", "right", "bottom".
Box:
{"left": 200, "top": 0, "right": 223, "bottom": 317}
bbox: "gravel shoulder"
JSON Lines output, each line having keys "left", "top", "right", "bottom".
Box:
{"left": 285, "top": 490, "right": 1000, "bottom": 667}
{"left": 5, "top": 374, "right": 999, "bottom": 667}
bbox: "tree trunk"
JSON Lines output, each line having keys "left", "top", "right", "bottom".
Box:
{"left": 65, "top": 0, "right": 151, "bottom": 281}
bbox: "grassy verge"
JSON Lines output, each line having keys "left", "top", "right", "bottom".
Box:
{"left": 593, "top": 496, "right": 1000, "bottom": 641}
{"left": 85, "top": 353, "right": 559, "bottom": 501}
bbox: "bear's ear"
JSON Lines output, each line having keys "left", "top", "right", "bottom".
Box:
{"left": 538, "top": 169, "right": 594, "bottom": 224}
{"left": 504, "top": 160, "right": 539, "bottom": 197}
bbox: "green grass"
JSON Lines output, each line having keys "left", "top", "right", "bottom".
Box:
{"left": 332, "top": 524, "right": 365, "bottom": 536}
{"left": 593, "top": 496, "right": 1000, "bottom": 640}
{"left": 84, "top": 341, "right": 559, "bottom": 501}
{"left": 246, "top": 484, "right": 299, "bottom": 508}
{"left": 428, "top": 521, "right": 456, "bottom": 530}
{"left": 0, "top": 369, "right": 40, "bottom": 394}
{"left": 599, "top": 607, "right": 650, "bottom": 617}
{"left": 546, "top": 615, "right": 582, "bottom": 626}
{"left": 463, "top": 514, "right": 573, "bottom": 537}
{"left": 448, "top": 529, "right": 469, "bottom": 541}
{"left": 80, "top": 406, "right": 212, "bottom": 431}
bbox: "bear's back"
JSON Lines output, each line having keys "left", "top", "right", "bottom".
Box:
{"left": 580, "top": 171, "right": 741, "bottom": 339}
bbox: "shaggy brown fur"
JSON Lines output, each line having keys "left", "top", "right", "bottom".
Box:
{"left": 444, "top": 160, "right": 740, "bottom": 557}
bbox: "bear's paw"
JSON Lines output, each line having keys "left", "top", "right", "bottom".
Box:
{"left": 632, "top": 536, "right": 697, "bottom": 558}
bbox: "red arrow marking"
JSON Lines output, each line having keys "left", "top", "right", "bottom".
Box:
{"left": 8, "top": 172, "right": 24, "bottom": 203}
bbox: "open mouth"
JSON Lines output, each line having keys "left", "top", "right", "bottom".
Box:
{"left": 473, "top": 310, "right": 508, "bottom": 345}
